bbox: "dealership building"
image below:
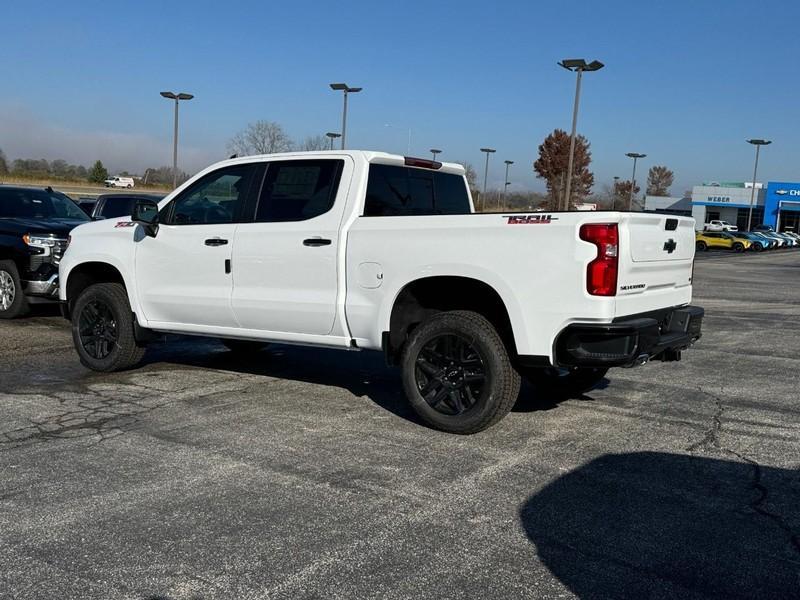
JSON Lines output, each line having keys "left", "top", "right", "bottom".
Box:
{"left": 645, "top": 181, "right": 800, "bottom": 231}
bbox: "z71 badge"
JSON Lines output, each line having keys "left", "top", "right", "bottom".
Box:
{"left": 114, "top": 221, "right": 136, "bottom": 228}
{"left": 503, "top": 214, "right": 558, "bottom": 225}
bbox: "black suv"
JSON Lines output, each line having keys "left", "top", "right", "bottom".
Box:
{"left": 0, "top": 185, "right": 89, "bottom": 318}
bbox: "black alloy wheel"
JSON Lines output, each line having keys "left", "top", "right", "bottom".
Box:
{"left": 78, "top": 299, "right": 118, "bottom": 360}
{"left": 400, "top": 310, "right": 520, "bottom": 434}
{"left": 415, "top": 333, "right": 487, "bottom": 416}
{"left": 71, "top": 282, "right": 145, "bottom": 372}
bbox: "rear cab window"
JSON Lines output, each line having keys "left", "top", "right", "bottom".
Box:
{"left": 364, "top": 164, "right": 471, "bottom": 216}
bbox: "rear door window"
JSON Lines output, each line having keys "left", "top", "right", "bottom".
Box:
{"left": 364, "top": 165, "right": 470, "bottom": 216}
{"left": 254, "top": 159, "right": 344, "bottom": 222}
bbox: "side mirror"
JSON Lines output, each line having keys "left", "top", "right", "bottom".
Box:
{"left": 132, "top": 199, "right": 160, "bottom": 237}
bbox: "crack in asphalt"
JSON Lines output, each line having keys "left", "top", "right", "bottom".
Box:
{"left": 687, "top": 386, "right": 800, "bottom": 557}
{"left": 0, "top": 377, "right": 257, "bottom": 451}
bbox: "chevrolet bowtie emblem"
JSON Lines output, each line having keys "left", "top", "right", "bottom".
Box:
{"left": 663, "top": 239, "right": 677, "bottom": 253}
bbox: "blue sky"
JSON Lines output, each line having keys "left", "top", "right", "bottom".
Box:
{"left": 1, "top": 0, "right": 797, "bottom": 194}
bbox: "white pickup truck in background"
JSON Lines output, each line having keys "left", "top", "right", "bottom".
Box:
{"left": 59, "top": 151, "right": 703, "bottom": 433}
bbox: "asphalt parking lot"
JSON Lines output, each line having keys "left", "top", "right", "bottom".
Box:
{"left": 1, "top": 251, "right": 799, "bottom": 599}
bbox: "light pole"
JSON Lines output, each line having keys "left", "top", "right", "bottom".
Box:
{"left": 746, "top": 139, "right": 771, "bottom": 231}
{"left": 329, "top": 83, "right": 362, "bottom": 150}
{"left": 626, "top": 153, "right": 646, "bottom": 210}
{"left": 480, "top": 148, "right": 496, "bottom": 198}
{"left": 503, "top": 160, "right": 514, "bottom": 200}
{"left": 159, "top": 91, "right": 194, "bottom": 189}
{"left": 430, "top": 148, "right": 442, "bottom": 161}
{"left": 558, "top": 58, "right": 604, "bottom": 211}
{"left": 612, "top": 176, "right": 620, "bottom": 210}
{"left": 325, "top": 132, "right": 341, "bottom": 150}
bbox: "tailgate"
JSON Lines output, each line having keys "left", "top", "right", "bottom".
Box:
{"left": 627, "top": 213, "right": 695, "bottom": 262}
{"left": 615, "top": 213, "right": 695, "bottom": 317}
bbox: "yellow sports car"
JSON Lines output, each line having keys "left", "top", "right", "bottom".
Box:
{"left": 695, "top": 231, "right": 752, "bottom": 252}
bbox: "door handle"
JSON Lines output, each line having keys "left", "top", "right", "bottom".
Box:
{"left": 303, "top": 237, "right": 332, "bottom": 247}
{"left": 205, "top": 238, "right": 229, "bottom": 246}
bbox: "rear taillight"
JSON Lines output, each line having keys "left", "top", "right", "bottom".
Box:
{"left": 580, "top": 223, "right": 618, "bottom": 296}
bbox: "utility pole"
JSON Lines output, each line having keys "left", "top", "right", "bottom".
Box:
{"left": 558, "top": 58, "right": 604, "bottom": 211}
{"left": 626, "top": 152, "right": 646, "bottom": 210}
{"left": 746, "top": 139, "right": 771, "bottom": 231}
{"left": 159, "top": 91, "right": 194, "bottom": 188}
{"left": 329, "top": 83, "right": 362, "bottom": 149}
{"left": 480, "top": 147, "right": 496, "bottom": 198}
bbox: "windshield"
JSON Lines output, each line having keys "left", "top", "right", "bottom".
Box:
{"left": 0, "top": 188, "right": 89, "bottom": 221}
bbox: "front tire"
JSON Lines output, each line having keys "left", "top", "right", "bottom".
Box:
{"left": 696, "top": 241, "right": 707, "bottom": 251}
{"left": 400, "top": 310, "right": 520, "bottom": 434}
{"left": 71, "top": 282, "right": 145, "bottom": 372}
{"left": 0, "top": 260, "right": 29, "bottom": 319}
{"left": 733, "top": 242, "right": 744, "bottom": 253}
{"left": 520, "top": 366, "right": 609, "bottom": 396}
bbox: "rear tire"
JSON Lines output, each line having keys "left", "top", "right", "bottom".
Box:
{"left": 0, "top": 260, "right": 29, "bottom": 319}
{"left": 520, "top": 366, "right": 609, "bottom": 397}
{"left": 733, "top": 242, "right": 744, "bottom": 253}
{"left": 696, "top": 241, "right": 707, "bottom": 251}
{"left": 220, "top": 339, "right": 269, "bottom": 353}
{"left": 71, "top": 282, "right": 145, "bottom": 372}
{"left": 400, "top": 310, "right": 520, "bottom": 434}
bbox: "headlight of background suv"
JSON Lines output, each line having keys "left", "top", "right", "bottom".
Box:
{"left": 22, "top": 234, "right": 65, "bottom": 256}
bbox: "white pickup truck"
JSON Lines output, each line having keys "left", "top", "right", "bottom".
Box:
{"left": 60, "top": 151, "right": 703, "bottom": 434}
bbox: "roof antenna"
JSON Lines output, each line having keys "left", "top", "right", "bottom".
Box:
{"left": 229, "top": 153, "right": 238, "bottom": 159}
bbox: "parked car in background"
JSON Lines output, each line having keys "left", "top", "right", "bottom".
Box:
{"left": 729, "top": 231, "right": 766, "bottom": 251}
{"left": 0, "top": 185, "right": 89, "bottom": 318}
{"left": 76, "top": 197, "right": 97, "bottom": 216}
{"left": 90, "top": 193, "right": 163, "bottom": 220}
{"left": 775, "top": 232, "right": 797, "bottom": 247}
{"left": 750, "top": 231, "right": 778, "bottom": 249}
{"left": 783, "top": 231, "right": 800, "bottom": 242}
{"left": 695, "top": 231, "right": 751, "bottom": 252}
{"left": 758, "top": 231, "right": 787, "bottom": 248}
{"left": 704, "top": 220, "right": 738, "bottom": 232}
{"left": 104, "top": 176, "right": 135, "bottom": 189}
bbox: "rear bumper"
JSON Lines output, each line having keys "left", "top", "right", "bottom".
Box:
{"left": 554, "top": 305, "right": 704, "bottom": 368}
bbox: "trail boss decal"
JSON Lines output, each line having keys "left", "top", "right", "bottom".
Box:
{"left": 115, "top": 221, "right": 136, "bottom": 228}
{"left": 503, "top": 214, "right": 557, "bottom": 225}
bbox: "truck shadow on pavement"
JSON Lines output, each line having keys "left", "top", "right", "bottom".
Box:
{"left": 141, "top": 338, "right": 590, "bottom": 424}
{"left": 519, "top": 452, "right": 800, "bottom": 599}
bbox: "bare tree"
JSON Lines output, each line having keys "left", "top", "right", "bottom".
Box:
{"left": 533, "top": 128, "right": 594, "bottom": 210}
{"left": 227, "top": 121, "right": 293, "bottom": 156}
{"left": 297, "top": 134, "right": 330, "bottom": 151}
{"left": 646, "top": 165, "right": 674, "bottom": 196}
{"left": 615, "top": 180, "right": 641, "bottom": 210}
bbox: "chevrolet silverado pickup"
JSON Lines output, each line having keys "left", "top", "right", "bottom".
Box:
{"left": 59, "top": 151, "right": 703, "bottom": 433}
{"left": 0, "top": 185, "right": 89, "bottom": 318}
